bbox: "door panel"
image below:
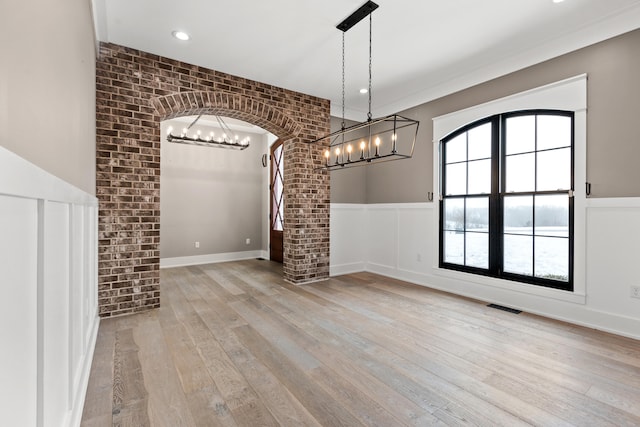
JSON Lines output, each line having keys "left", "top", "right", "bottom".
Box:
{"left": 270, "top": 140, "right": 284, "bottom": 263}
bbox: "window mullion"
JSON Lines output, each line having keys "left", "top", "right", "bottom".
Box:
{"left": 489, "top": 116, "right": 501, "bottom": 275}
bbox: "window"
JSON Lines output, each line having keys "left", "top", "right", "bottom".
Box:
{"left": 440, "top": 110, "right": 573, "bottom": 291}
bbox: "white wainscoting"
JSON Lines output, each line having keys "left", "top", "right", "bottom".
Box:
{"left": 330, "top": 200, "right": 640, "bottom": 340}
{"left": 0, "top": 146, "right": 99, "bottom": 427}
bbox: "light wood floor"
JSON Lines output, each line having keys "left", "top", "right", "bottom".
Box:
{"left": 81, "top": 260, "right": 640, "bottom": 426}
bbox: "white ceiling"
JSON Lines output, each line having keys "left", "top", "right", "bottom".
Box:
{"left": 92, "top": 0, "right": 640, "bottom": 121}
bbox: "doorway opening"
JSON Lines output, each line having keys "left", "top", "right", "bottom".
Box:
{"left": 159, "top": 115, "right": 275, "bottom": 266}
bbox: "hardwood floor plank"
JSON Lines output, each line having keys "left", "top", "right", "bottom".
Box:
{"left": 197, "top": 314, "right": 320, "bottom": 426}
{"left": 215, "top": 338, "right": 322, "bottom": 427}
{"left": 131, "top": 312, "right": 198, "bottom": 427}
{"left": 112, "top": 328, "right": 150, "bottom": 427}
{"left": 586, "top": 383, "right": 640, "bottom": 421}
{"left": 233, "top": 324, "right": 365, "bottom": 427}
{"left": 261, "top": 301, "right": 447, "bottom": 425}
{"left": 488, "top": 373, "right": 616, "bottom": 426}
{"left": 229, "top": 298, "right": 321, "bottom": 371}
{"left": 185, "top": 386, "right": 238, "bottom": 427}
{"left": 233, "top": 295, "right": 415, "bottom": 426}
{"left": 178, "top": 274, "right": 317, "bottom": 426}
{"left": 81, "top": 318, "right": 116, "bottom": 425}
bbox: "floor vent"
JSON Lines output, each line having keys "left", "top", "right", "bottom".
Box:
{"left": 487, "top": 303, "right": 522, "bottom": 314}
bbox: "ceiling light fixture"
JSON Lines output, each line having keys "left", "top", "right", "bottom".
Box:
{"left": 310, "top": 1, "right": 419, "bottom": 171}
{"left": 359, "top": 88, "right": 368, "bottom": 94}
{"left": 167, "top": 114, "right": 250, "bottom": 150}
{"left": 172, "top": 30, "right": 190, "bottom": 41}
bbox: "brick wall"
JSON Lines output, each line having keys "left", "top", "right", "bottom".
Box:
{"left": 96, "top": 42, "right": 330, "bottom": 317}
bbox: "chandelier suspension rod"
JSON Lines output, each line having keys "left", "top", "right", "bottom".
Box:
{"left": 186, "top": 114, "right": 202, "bottom": 130}
{"left": 342, "top": 31, "right": 345, "bottom": 132}
{"left": 368, "top": 12, "right": 372, "bottom": 121}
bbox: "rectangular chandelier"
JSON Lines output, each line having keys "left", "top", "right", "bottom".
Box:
{"left": 166, "top": 133, "right": 250, "bottom": 150}
{"left": 312, "top": 114, "right": 419, "bottom": 170}
{"left": 166, "top": 114, "right": 250, "bottom": 150}
{"left": 311, "top": 1, "right": 420, "bottom": 171}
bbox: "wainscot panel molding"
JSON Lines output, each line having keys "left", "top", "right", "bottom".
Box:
{"left": 160, "top": 250, "right": 269, "bottom": 269}
{"left": 330, "top": 200, "right": 640, "bottom": 340}
{"left": 0, "top": 146, "right": 99, "bottom": 427}
{"left": 330, "top": 204, "right": 368, "bottom": 276}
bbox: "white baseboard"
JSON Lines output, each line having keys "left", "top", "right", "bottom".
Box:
{"left": 330, "top": 262, "right": 367, "bottom": 277}
{"left": 160, "top": 250, "right": 267, "bottom": 268}
{"left": 69, "top": 315, "right": 99, "bottom": 427}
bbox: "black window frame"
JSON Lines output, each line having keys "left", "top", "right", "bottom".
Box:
{"left": 439, "top": 110, "right": 574, "bottom": 291}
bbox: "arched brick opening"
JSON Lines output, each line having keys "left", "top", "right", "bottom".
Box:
{"left": 96, "top": 43, "right": 330, "bottom": 317}
{"left": 151, "top": 92, "right": 301, "bottom": 140}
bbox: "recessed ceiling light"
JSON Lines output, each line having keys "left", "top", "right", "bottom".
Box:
{"left": 360, "top": 88, "right": 368, "bottom": 94}
{"left": 172, "top": 30, "right": 190, "bottom": 41}
{"left": 552, "top": 0, "right": 565, "bottom": 3}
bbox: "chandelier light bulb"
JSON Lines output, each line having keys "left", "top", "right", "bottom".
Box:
{"left": 167, "top": 126, "right": 173, "bottom": 135}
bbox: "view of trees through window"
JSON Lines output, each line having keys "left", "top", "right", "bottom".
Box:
{"left": 440, "top": 111, "right": 573, "bottom": 290}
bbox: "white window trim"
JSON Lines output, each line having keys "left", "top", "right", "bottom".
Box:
{"left": 432, "top": 74, "right": 587, "bottom": 304}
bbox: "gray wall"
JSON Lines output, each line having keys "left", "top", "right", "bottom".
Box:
{"left": 334, "top": 28, "right": 640, "bottom": 203}
{"left": 0, "top": 0, "right": 96, "bottom": 195}
{"left": 160, "top": 119, "right": 267, "bottom": 258}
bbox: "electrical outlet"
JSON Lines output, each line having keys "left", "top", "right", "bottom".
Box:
{"left": 631, "top": 285, "right": 640, "bottom": 299}
{"left": 195, "top": 241, "right": 200, "bottom": 248}
{"left": 246, "top": 238, "right": 251, "bottom": 245}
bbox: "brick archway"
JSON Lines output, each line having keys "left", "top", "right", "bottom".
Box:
{"left": 96, "top": 43, "right": 330, "bottom": 317}
{"left": 151, "top": 91, "right": 302, "bottom": 140}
